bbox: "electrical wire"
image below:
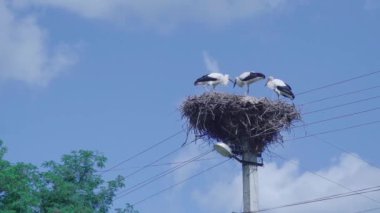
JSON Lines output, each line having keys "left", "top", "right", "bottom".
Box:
{"left": 115, "top": 149, "right": 213, "bottom": 199}
{"left": 251, "top": 106, "right": 380, "bottom": 139}
{"left": 132, "top": 158, "right": 231, "bottom": 206}
{"left": 302, "top": 95, "right": 380, "bottom": 115}
{"left": 232, "top": 186, "right": 380, "bottom": 213}
{"left": 286, "top": 120, "right": 380, "bottom": 143}
{"left": 254, "top": 186, "right": 380, "bottom": 212}
{"left": 299, "top": 85, "right": 380, "bottom": 106}
{"left": 311, "top": 135, "right": 380, "bottom": 171}
{"left": 104, "top": 157, "right": 219, "bottom": 172}
{"left": 296, "top": 70, "right": 380, "bottom": 96}
{"left": 100, "top": 130, "right": 184, "bottom": 173}
{"left": 122, "top": 145, "right": 186, "bottom": 179}
{"left": 297, "top": 106, "right": 380, "bottom": 128}
{"left": 354, "top": 206, "right": 380, "bottom": 213}
{"left": 272, "top": 153, "right": 380, "bottom": 205}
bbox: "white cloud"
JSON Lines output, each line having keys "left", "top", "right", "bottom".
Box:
{"left": 203, "top": 52, "right": 220, "bottom": 73}
{"left": 12, "top": 0, "right": 299, "bottom": 30}
{"left": 0, "top": 1, "right": 77, "bottom": 86}
{"left": 192, "top": 154, "right": 380, "bottom": 213}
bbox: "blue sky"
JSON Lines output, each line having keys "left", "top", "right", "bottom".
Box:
{"left": 1, "top": 0, "right": 380, "bottom": 212}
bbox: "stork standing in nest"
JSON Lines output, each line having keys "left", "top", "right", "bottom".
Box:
{"left": 194, "top": 72, "right": 231, "bottom": 91}
{"left": 266, "top": 76, "right": 295, "bottom": 100}
{"left": 234, "top": 71, "right": 266, "bottom": 95}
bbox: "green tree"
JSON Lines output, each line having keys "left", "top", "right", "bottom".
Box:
{"left": 40, "top": 150, "right": 125, "bottom": 213}
{"left": 115, "top": 203, "right": 139, "bottom": 213}
{"left": 0, "top": 140, "right": 42, "bottom": 213}
{"left": 0, "top": 140, "right": 136, "bottom": 213}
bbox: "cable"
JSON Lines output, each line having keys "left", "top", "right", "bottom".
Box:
{"left": 298, "top": 107, "right": 380, "bottom": 127}
{"left": 122, "top": 145, "right": 185, "bottom": 179}
{"left": 100, "top": 130, "right": 184, "bottom": 173}
{"left": 132, "top": 158, "right": 231, "bottom": 206}
{"left": 299, "top": 85, "right": 380, "bottom": 106}
{"left": 296, "top": 70, "right": 380, "bottom": 96}
{"left": 104, "top": 157, "right": 218, "bottom": 172}
{"left": 254, "top": 185, "right": 380, "bottom": 212}
{"left": 311, "top": 135, "right": 380, "bottom": 171}
{"left": 354, "top": 207, "right": 380, "bottom": 213}
{"left": 286, "top": 120, "right": 380, "bottom": 143}
{"left": 302, "top": 95, "right": 380, "bottom": 115}
{"left": 251, "top": 106, "right": 380, "bottom": 139}
{"left": 273, "top": 153, "right": 380, "bottom": 204}
{"left": 115, "top": 149, "right": 213, "bottom": 199}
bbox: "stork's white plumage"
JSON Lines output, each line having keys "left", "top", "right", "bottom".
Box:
{"left": 234, "top": 71, "right": 265, "bottom": 95}
{"left": 266, "top": 76, "right": 295, "bottom": 100}
{"left": 194, "top": 73, "right": 230, "bottom": 90}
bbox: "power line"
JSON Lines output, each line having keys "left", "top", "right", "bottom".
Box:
{"left": 296, "top": 70, "right": 380, "bottom": 96}
{"left": 298, "top": 107, "right": 380, "bottom": 127}
{"left": 100, "top": 130, "right": 184, "bottom": 173}
{"left": 273, "top": 153, "right": 380, "bottom": 205}
{"left": 103, "top": 157, "right": 218, "bottom": 172}
{"left": 115, "top": 149, "right": 213, "bottom": 199}
{"left": 254, "top": 185, "right": 380, "bottom": 212}
{"left": 286, "top": 120, "right": 380, "bottom": 143}
{"left": 132, "top": 158, "right": 231, "bottom": 206}
{"left": 311, "top": 135, "right": 380, "bottom": 171}
{"left": 299, "top": 85, "right": 380, "bottom": 106}
{"left": 122, "top": 145, "right": 185, "bottom": 179}
{"left": 252, "top": 106, "right": 380, "bottom": 139}
{"left": 302, "top": 95, "right": 380, "bottom": 115}
{"left": 354, "top": 206, "right": 380, "bottom": 213}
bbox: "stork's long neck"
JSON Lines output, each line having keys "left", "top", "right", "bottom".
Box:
{"left": 236, "top": 78, "right": 244, "bottom": 87}
{"left": 266, "top": 79, "right": 274, "bottom": 89}
{"left": 221, "top": 75, "right": 229, "bottom": 85}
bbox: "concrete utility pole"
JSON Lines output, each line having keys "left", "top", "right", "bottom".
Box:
{"left": 242, "top": 147, "right": 259, "bottom": 212}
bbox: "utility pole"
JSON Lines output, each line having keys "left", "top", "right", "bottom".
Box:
{"left": 214, "top": 141, "right": 261, "bottom": 213}
{"left": 242, "top": 143, "right": 259, "bottom": 212}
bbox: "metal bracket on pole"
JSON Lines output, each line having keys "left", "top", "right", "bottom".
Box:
{"left": 232, "top": 155, "right": 263, "bottom": 167}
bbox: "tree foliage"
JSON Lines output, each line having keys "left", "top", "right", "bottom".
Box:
{"left": 0, "top": 140, "right": 138, "bottom": 213}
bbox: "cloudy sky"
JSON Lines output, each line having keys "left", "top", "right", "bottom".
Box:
{"left": 1, "top": 0, "right": 380, "bottom": 212}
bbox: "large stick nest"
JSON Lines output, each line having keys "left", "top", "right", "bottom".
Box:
{"left": 181, "top": 93, "right": 301, "bottom": 155}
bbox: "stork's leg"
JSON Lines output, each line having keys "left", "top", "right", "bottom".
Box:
{"left": 247, "top": 85, "right": 250, "bottom": 95}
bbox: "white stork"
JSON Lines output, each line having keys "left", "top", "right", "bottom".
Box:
{"left": 194, "top": 73, "right": 230, "bottom": 90}
{"left": 234, "top": 71, "right": 266, "bottom": 95}
{"left": 266, "top": 76, "right": 295, "bottom": 100}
